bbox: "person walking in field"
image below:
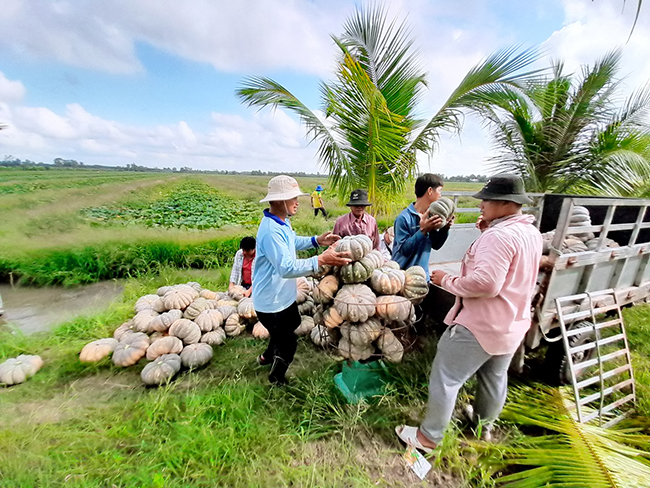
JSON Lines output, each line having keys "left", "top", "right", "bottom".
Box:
{"left": 395, "top": 174, "right": 543, "bottom": 453}
{"left": 254, "top": 175, "right": 351, "bottom": 385}
{"left": 391, "top": 173, "right": 451, "bottom": 274}
{"left": 332, "top": 189, "right": 380, "bottom": 249}
{"left": 229, "top": 236, "right": 256, "bottom": 298}
{"left": 311, "top": 185, "right": 328, "bottom": 218}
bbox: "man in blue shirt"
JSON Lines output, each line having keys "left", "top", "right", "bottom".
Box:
{"left": 253, "top": 175, "right": 351, "bottom": 385}
{"left": 392, "top": 174, "right": 451, "bottom": 276}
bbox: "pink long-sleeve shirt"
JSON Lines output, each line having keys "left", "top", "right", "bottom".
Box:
{"left": 440, "top": 214, "right": 542, "bottom": 355}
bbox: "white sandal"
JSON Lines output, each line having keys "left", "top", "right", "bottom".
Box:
{"left": 395, "top": 425, "right": 435, "bottom": 454}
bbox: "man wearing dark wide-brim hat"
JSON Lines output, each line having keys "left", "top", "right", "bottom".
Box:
{"left": 332, "top": 189, "right": 380, "bottom": 249}
{"left": 396, "top": 173, "right": 543, "bottom": 453}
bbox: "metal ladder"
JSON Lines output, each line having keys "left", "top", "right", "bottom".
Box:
{"left": 555, "top": 289, "right": 636, "bottom": 427}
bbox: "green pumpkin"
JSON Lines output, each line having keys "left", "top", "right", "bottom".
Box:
{"left": 428, "top": 197, "right": 455, "bottom": 226}
{"left": 340, "top": 252, "right": 381, "bottom": 284}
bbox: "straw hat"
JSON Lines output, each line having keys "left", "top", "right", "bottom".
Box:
{"left": 260, "top": 175, "right": 309, "bottom": 203}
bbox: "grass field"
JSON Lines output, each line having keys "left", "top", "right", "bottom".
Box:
{"left": 1, "top": 267, "right": 649, "bottom": 487}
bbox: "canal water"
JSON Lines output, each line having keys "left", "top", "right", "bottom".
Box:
{"left": 0, "top": 281, "right": 124, "bottom": 335}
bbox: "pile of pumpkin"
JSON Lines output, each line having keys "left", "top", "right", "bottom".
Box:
{"left": 79, "top": 281, "right": 270, "bottom": 386}
{"left": 541, "top": 206, "right": 619, "bottom": 254}
{"left": 305, "top": 234, "right": 429, "bottom": 363}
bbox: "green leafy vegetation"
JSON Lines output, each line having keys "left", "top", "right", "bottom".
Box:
{"left": 81, "top": 181, "right": 261, "bottom": 229}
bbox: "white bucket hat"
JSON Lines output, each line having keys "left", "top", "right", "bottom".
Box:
{"left": 260, "top": 175, "right": 310, "bottom": 203}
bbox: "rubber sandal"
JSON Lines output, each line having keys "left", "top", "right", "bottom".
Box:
{"left": 395, "top": 425, "right": 435, "bottom": 454}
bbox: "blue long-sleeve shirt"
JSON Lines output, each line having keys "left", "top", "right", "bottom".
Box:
{"left": 391, "top": 203, "right": 449, "bottom": 279}
{"left": 252, "top": 210, "right": 320, "bottom": 313}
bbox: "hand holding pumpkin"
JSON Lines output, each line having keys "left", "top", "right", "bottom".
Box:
{"left": 318, "top": 245, "right": 352, "bottom": 267}
{"left": 419, "top": 211, "right": 444, "bottom": 234}
{"left": 317, "top": 231, "right": 341, "bottom": 246}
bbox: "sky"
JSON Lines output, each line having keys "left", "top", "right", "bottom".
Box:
{"left": 0, "top": 0, "right": 649, "bottom": 176}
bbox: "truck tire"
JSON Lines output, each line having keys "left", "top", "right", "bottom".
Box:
{"left": 544, "top": 321, "right": 596, "bottom": 385}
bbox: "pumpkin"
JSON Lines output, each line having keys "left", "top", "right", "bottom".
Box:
{"left": 149, "top": 331, "right": 166, "bottom": 342}
{"left": 339, "top": 251, "right": 382, "bottom": 284}
{"left": 135, "top": 294, "right": 161, "bottom": 313}
{"left": 337, "top": 338, "right": 374, "bottom": 361}
{"left": 149, "top": 309, "right": 183, "bottom": 333}
{"left": 229, "top": 285, "right": 247, "bottom": 301}
{"left": 200, "top": 289, "right": 218, "bottom": 300}
{"left": 294, "top": 316, "right": 315, "bottom": 336}
{"left": 180, "top": 343, "right": 214, "bottom": 369}
{"left": 375, "top": 295, "right": 414, "bottom": 323}
{"left": 186, "top": 281, "right": 203, "bottom": 293}
{"left": 401, "top": 266, "right": 429, "bottom": 304}
{"left": 168, "top": 319, "right": 201, "bottom": 345}
{"left": 585, "top": 237, "right": 620, "bottom": 251}
{"left": 141, "top": 354, "right": 181, "bottom": 386}
{"left": 0, "top": 355, "right": 44, "bottom": 385}
{"left": 162, "top": 286, "right": 198, "bottom": 311}
{"left": 217, "top": 299, "right": 240, "bottom": 308}
{"left": 312, "top": 264, "right": 333, "bottom": 279}
{"left": 376, "top": 329, "right": 404, "bottom": 363}
{"left": 313, "top": 275, "right": 339, "bottom": 304}
{"left": 310, "top": 324, "right": 333, "bottom": 347}
{"left": 156, "top": 285, "right": 174, "bottom": 297}
{"left": 146, "top": 336, "right": 183, "bottom": 361}
{"left": 113, "top": 332, "right": 150, "bottom": 367}
{"left": 217, "top": 305, "right": 238, "bottom": 320}
{"left": 183, "top": 297, "right": 211, "bottom": 320}
{"left": 562, "top": 238, "right": 588, "bottom": 253}
{"left": 297, "top": 297, "right": 315, "bottom": 316}
{"left": 79, "top": 338, "right": 119, "bottom": 363}
{"left": 194, "top": 309, "right": 224, "bottom": 332}
{"left": 384, "top": 260, "right": 401, "bottom": 270}
{"left": 370, "top": 267, "right": 406, "bottom": 295}
{"left": 323, "top": 306, "right": 345, "bottom": 329}
{"left": 341, "top": 317, "right": 383, "bottom": 347}
{"left": 296, "top": 277, "right": 312, "bottom": 304}
{"left": 571, "top": 205, "right": 590, "bottom": 218}
{"left": 335, "top": 235, "right": 373, "bottom": 261}
{"left": 113, "top": 320, "right": 136, "bottom": 341}
{"left": 428, "top": 197, "right": 455, "bottom": 226}
{"left": 200, "top": 328, "right": 227, "bottom": 346}
{"left": 237, "top": 298, "right": 257, "bottom": 321}
{"left": 224, "top": 314, "right": 245, "bottom": 336}
{"left": 133, "top": 309, "right": 159, "bottom": 333}
{"left": 252, "top": 321, "right": 270, "bottom": 339}
{"left": 204, "top": 299, "right": 220, "bottom": 310}
{"left": 334, "top": 284, "right": 376, "bottom": 323}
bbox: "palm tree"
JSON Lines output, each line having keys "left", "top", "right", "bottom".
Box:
{"left": 236, "top": 4, "right": 539, "bottom": 215}
{"left": 485, "top": 50, "right": 650, "bottom": 196}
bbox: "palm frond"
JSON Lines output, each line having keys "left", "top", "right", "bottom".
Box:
{"left": 489, "top": 384, "right": 650, "bottom": 488}
{"left": 408, "top": 46, "right": 542, "bottom": 156}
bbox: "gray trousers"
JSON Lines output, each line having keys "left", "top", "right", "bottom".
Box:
{"left": 420, "top": 325, "right": 513, "bottom": 443}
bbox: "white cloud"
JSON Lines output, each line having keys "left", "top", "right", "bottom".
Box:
{"left": 545, "top": 0, "right": 650, "bottom": 95}
{"left": 0, "top": 72, "right": 26, "bottom": 102}
{"left": 0, "top": 100, "right": 319, "bottom": 171}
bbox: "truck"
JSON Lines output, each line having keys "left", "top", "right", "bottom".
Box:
{"left": 426, "top": 192, "right": 650, "bottom": 390}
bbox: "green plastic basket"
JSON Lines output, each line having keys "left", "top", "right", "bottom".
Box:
{"left": 334, "top": 359, "right": 388, "bottom": 403}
